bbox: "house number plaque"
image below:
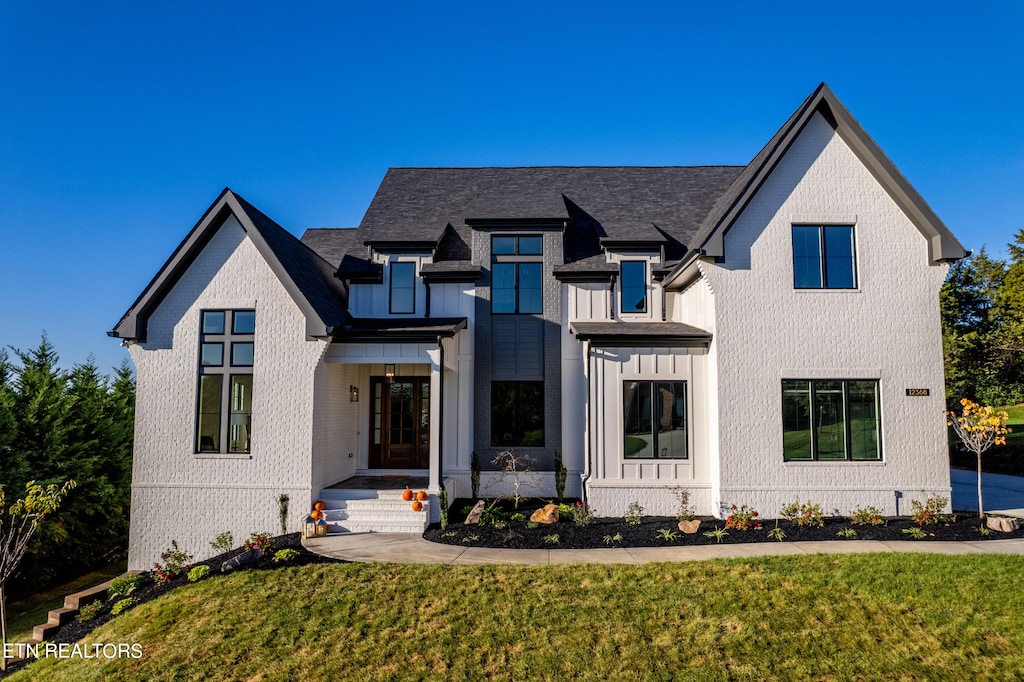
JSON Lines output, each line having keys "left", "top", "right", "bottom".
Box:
{"left": 905, "top": 388, "right": 930, "bottom": 396}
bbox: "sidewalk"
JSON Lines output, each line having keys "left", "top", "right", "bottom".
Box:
{"left": 303, "top": 532, "right": 1024, "bottom": 565}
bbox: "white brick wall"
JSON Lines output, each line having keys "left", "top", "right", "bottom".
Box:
{"left": 127, "top": 216, "right": 328, "bottom": 569}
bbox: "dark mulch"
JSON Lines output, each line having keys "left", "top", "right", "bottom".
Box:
{"left": 0, "top": 533, "right": 345, "bottom": 679}
{"left": 423, "top": 498, "right": 1024, "bottom": 550}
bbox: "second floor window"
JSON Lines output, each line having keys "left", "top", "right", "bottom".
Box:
{"left": 197, "top": 310, "right": 254, "bottom": 454}
{"left": 389, "top": 262, "right": 416, "bottom": 314}
{"left": 492, "top": 235, "right": 542, "bottom": 314}
{"left": 792, "top": 225, "right": 857, "bottom": 289}
{"left": 620, "top": 261, "right": 647, "bottom": 313}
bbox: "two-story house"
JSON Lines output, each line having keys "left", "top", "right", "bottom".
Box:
{"left": 111, "top": 83, "right": 965, "bottom": 569}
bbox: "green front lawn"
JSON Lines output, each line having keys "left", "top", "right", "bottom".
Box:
{"left": 11, "top": 554, "right": 1024, "bottom": 680}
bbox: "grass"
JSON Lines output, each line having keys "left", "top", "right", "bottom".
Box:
{"left": 999, "top": 404, "right": 1024, "bottom": 447}
{"left": 5, "top": 561, "right": 126, "bottom": 644}
{"left": 10, "top": 554, "right": 1024, "bottom": 680}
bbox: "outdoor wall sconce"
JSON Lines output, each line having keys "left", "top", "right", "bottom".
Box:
{"left": 385, "top": 364, "right": 396, "bottom": 378}
{"left": 350, "top": 385, "right": 359, "bottom": 402}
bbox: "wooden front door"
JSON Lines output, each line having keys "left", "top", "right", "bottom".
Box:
{"left": 369, "top": 377, "right": 430, "bottom": 469}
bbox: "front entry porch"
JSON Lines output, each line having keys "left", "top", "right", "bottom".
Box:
{"left": 369, "top": 377, "right": 431, "bottom": 469}
{"left": 317, "top": 475, "right": 453, "bottom": 534}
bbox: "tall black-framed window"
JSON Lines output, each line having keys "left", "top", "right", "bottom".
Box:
{"left": 491, "top": 381, "right": 544, "bottom": 446}
{"left": 622, "top": 381, "right": 688, "bottom": 459}
{"left": 782, "top": 379, "right": 880, "bottom": 461}
{"left": 196, "top": 310, "right": 254, "bottom": 454}
{"left": 389, "top": 262, "right": 416, "bottom": 314}
{"left": 620, "top": 261, "right": 647, "bottom": 313}
{"left": 492, "top": 235, "right": 543, "bottom": 314}
{"left": 792, "top": 225, "right": 857, "bottom": 289}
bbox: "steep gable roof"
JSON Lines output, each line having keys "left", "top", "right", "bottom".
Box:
{"left": 110, "top": 188, "right": 348, "bottom": 342}
{"left": 300, "top": 227, "right": 360, "bottom": 267}
{"left": 689, "top": 82, "right": 966, "bottom": 266}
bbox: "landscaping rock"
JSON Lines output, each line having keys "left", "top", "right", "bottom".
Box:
{"left": 530, "top": 504, "right": 559, "bottom": 524}
{"left": 464, "top": 500, "right": 486, "bottom": 525}
{"left": 678, "top": 519, "right": 701, "bottom": 534}
{"left": 986, "top": 516, "right": 1021, "bottom": 533}
{"left": 221, "top": 548, "right": 263, "bottom": 572}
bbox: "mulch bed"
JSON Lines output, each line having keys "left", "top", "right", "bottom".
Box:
{"left": 0, "top": 533, "right": 345, "bottom": 679}
{"left": 423, "top": 497, "right": 1024, "bottom": 550}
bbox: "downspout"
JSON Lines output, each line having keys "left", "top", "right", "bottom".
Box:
{"left": 580, "top": 339, "right": 592, "bottom": 506}
{"left": 609, "top": 274, "right": 617, "bottom": 320}
{"left": 424, "top": 280, "right": 431, "bottom": 318}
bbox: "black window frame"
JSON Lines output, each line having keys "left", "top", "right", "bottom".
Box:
{"left": 196, "top": 309, "right": 255, "bottom": 454}
{"left": 622, "top": 380, "right": 688, "bottom": 459}
{"left": 490, "top": 380, "right": 545, "bottom": 447}
{"left": 491, "top": 235, "right": 543, "bottom": 314}
{"left": 620, "top": 260, "right": 648, "bottom": 314}
{"left": 389, "top": 261, "right": 416, "bottom": 314}
{"left": 792, "top": 225, "right": 858, "bottom": 290}
{"left": 781, "top": 379, "right": 881, "bottom": 462}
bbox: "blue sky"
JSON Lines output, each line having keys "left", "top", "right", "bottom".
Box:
{"left": 1, "top": 1, "right": 1021, "bottom": 374}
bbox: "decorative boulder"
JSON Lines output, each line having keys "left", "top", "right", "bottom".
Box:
{"left": 530, "top": 504, "right": 559, "bottom": 525}
{"left": 986, "top": 516, "right": 1021, "bottom": 533}
{"left": 221, "top": 548, "right": 263, "bottom": 573}
{"left": 464, "top": 500, "right": 486, "bottom": 525}
{"left": 678, "top": 519, "right": 701, "bottom": 534}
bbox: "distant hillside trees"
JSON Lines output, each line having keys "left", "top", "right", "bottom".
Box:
{"left": 0, "top": 336, "right": 134, "bottom": 597}
{"left": 942, "top": 230, "right": 1024, "bottom": 406}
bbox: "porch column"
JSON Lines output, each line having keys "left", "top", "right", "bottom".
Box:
{"left": 425, "top": 347, "right": 443, "bottom": 495}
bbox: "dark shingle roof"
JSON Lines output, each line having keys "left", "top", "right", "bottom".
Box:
{"left": 300, "top": 228, "right": 360, "bottom": 267}
{"left": 357, "top": 167, "right": 744, "bottom": 251}
{"left": 570, "top": 321, "right": 712, "bottom": 346}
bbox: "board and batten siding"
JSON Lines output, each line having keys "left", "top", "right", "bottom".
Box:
{"left": 705, "top": 111, "right": 950, "bottom": 517}
{"left": 127, "top": 215, "right": 328, "bottom": 570}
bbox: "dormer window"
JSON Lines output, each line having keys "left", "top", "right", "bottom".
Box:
{"left": 492, "top": 236, "right": 542, "bottom": 314}
{"left": 389, "top": 262, "right": 416, "bottom": 314}
{"left": 620, "top": 261, "right": 647, "bottom": 313}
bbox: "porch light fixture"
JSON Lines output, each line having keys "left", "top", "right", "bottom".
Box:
{"left": 303, "top": 514, "right": 317, "bottom": 539}
{"left": 350, "top": 385, "right": 359, "bottom": 402}
{"left": 385, "top": 364, "right": 396, "bottom": 378}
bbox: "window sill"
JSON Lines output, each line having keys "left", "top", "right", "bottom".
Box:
{"left": 783, "top": 460, "right": 884, "bottom": 466}
{"left": 793, "top": 288, "right": 861, "bottom": 294}
{"left": 193, "top": 453, "right": 253, "bottom": 460}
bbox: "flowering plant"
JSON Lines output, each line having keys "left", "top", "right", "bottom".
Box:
{"left": 780, "top": 500, "right": 824, "bottom": 528}
{"left": 245, "top": 532, "right": 275, "bottom": 553}
{"left": 572, "top": 501, "right": 595, "bottom": 527}
{"left": 724, "top": 504, "right": 761, "bottom": 531}
{"left": 153, "top": 540, "right": 193, "bottom": 584}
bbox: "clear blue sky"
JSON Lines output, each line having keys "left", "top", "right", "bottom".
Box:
{"left": 1, "top": 1, "right": 1021, "bottom": 375}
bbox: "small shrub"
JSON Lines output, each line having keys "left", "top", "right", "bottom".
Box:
{"left": 211, "top": 531, "right": 234, "bottom": 553}
{"left": 767, "top": 524, "right": 786, "bottom": 542}
{"left": 438, "top": 486, "right": 449, "bottom": 531}
{"left": 108, "top": 574, "right": 142, "bottom": 600}
{"left": 111, "top": 598, "right": 137, "bottom": 616}
{"left": 703, "top": 526, "right": 728, "bottom": 543}
{"left": 245, "top": 532, "right": 275, "bottom": 552}
{"left": 471, "top": 450, "right": 481, "bottom": 499}
{"left": 976, "top": 524, "right": 993, "bottom": 537}
{"left": 911, "top": 496, "right": 955, "bottom": 525}
{"left": 491, "top": 520, "right": 507, "bottom": 530}
{"left": 187, "top": 565, "right": 211, "bottom": 582}
{"left": 462, "top": 535, "right": 479, "bottom": 544}
{"left": 902, "top": 527, "right": 927, "bottom": 540}
{"left": 526, "top": 521, "right": 539, "bottom": 530}
{"left": 510, "top": 512, "right": 526, "bottom": 522}
{"left": 849, "top": 506, "right": 885, "bottom": 526}
{"left": 557, "top": 502, "right": 574, "bottom": 518}
{"left": 655, "top": 528, "right": 679, "bottom": 542}
{"left": 77, "top": 601, "right": 103, "bottom": 622}
{"left": 154, "top": 540, "right": 193, "bottom": 584}
{"left": 272, "top": 549, "right": 300, "bottom": 564}
{"left": 543, "top": 533, "right": 560, "bottom": 545}
{"left": 603, "top": 533, "right": 622, "bottom": 545}
{"left": 573, "top": 501, "right": 595, "bottom": 527}
{"left": 501, "top": 530, "right": 521, "bottom": 544}
{"left": 674, "top": 488, "right": 696, "bottom": 522}
{"left": 724, "top": 504, "right": 762, "bottom": 531}
{"left": 479, "top": 500, "right": 503, "bottom": 526}
{"left": 624, "top": 501, "right": 644, "bottom": 526}
{"left": 554, "top": 449, "right": 567, "bottom": 501}
{"left": 278, "top": 493, "right": 290, "bottom": 535}
{"left": 780, "top": 500, "right": 824, "bottom": 528}
{"left": 441, "top": 530, "right": 458, "bottom": 538}
{"left": 836, "top": 528, "right": 858, "bottom": 539}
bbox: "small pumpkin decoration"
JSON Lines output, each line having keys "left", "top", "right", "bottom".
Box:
{"left": 416, "top": 490, "right": 428, "bottom": 501}
{"left": 402, "top": 488, "right": 414, "bottom": 501}
{"left": 311, "top": 510, "right": 323, "bottom": 520}
{"left": 314, "top": 500, "right": 326, "bottom": 511}
{"left": 411, "top": 500, "right": 423, "bottom": 512}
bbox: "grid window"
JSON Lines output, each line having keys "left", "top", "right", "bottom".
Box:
{"left": 782, "top": 379, "right": 880, "bottom": 461}
{"left": 623, "top": 381, "right": 688, "bottom": 459}
{"left": 196, "top": 310, "right": 254, "bottom": 454}
{"left": 792, "top": 226, "right": 857, "bottom": 289}
{"left": 491, "top": 236, "right": 543, "bottom": 314}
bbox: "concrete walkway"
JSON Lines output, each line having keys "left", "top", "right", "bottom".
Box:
{"left": 303, "top": 532, "right": 1024, "bottom": 565}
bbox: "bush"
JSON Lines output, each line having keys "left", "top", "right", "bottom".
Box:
{"left": 724, "top": 504, "right": 762, "bottom": 531}
{"left": 187, "top": 565, "right": 211, "bottom": 582}
{"left": 108, "top": 574, "right": 142, "bottom": 600}
{"left": 780, "top": 500, "right": 824, "bottom": 528}
{"left": 624, "top": 501, "right": 644, "bottom": 526}
{"left": 911, "top": 496, "right": 955, "bottom": 525}
{"left": 572, "top": 501, "right": 595, "bottom": 527}
{"left": 245, "top": 532, "right": 275, "bottom": 553}
{"left": 850, "top": 506, "right": 886, "bottom": 526}
{"left": 76, "top": 601, "right": 103, "bottom": 622}
{"left": 273, "top": 549, "right": 300, "bottom": 564}
{"left": 210, "top": 531, "right": 234, "bottom": 553}
{"left": 154, "top": 540, "right": 193, "bottom": 584}
{"left": 111, "top": 598, "right": 137, "bottom": 616}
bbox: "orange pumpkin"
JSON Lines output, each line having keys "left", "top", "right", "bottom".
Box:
{"left": 311, "top": 510, "right": 323, "bottom": 520}
{"left": 411, "top": 500, "right": 423, "bottom": 512}
{"left": 416, "top": 490, "right": 428, "bottom": 501}
{"left": 402, "top": 488, "right": 414, "bottom": 501}
{"left": 314, "top": 500, "right": 325, "bottom": 511}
